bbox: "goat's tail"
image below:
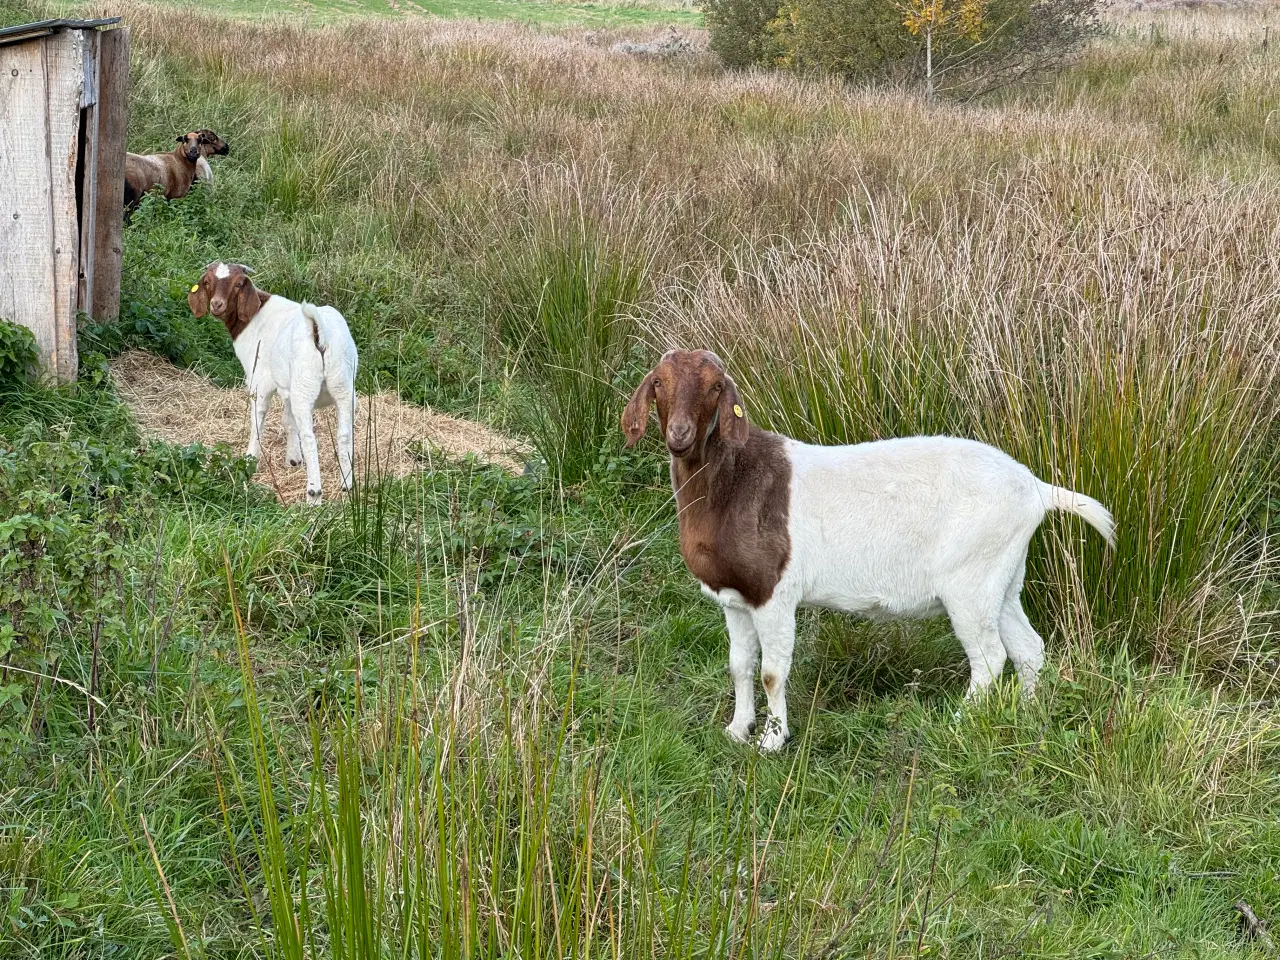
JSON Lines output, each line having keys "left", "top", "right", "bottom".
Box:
{"left": 300, "top": 303, "right": 329, "bottom": 357}
{"left": 1041, "top": 482, "right": 1116, "bottom": 548}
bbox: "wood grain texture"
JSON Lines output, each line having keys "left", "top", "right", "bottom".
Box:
{"left": 45, "top": 29, "right": 84, "bottom": 382}
{"left": 90, "top": 26, "right": 128, "bottom": 324}
{"left": 77, "top": 31, "right": 100, "bottom": 318}
{"left": 0, "top": 40, "right": 57, "bottom": 373}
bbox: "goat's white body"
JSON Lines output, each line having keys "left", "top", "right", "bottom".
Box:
{"left": 705, "top": 435, "right": 1114, "bottom": 751}
{"left": 233, "top": 295, "right": 359, "bottom": 503}
{"left": 195, "top": 157, "right": 213, "bottom": 183}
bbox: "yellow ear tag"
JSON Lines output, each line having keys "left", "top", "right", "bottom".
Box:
{"left": 190, "top": 284, "right": 199, "bottom": 293}
{"left": 733, "top": 404, "right": 743, "bottom": 418}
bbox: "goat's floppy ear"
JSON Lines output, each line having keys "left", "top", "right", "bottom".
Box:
{"left": 236, "top": 277, "right": 264, "bottom": 325}
{"left": 718, "top": 375, "right": 749, "bottom": 448}
{"left": 622, "top": 373, "right": 656, "bottom": 448}
{"left": 188, "top": 277, "right": 208, "bottom": 318}
{"left": 176, "top": 135, "right": 186, "bottom": 143}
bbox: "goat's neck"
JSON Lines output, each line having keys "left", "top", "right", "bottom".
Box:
{"left": 670, "top": 429, "right": 735, "bottom": 520}
{"left": 229, "top": 304, "right": 283, "bottom": 386}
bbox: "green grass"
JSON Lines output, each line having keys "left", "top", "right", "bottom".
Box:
{"left": 1, "top": 0, "right": 1279, "bottom": 956}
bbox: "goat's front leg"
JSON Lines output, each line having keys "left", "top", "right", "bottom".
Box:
{"left": 246, "top": 390, "right": 272, "bottom": 460}
{"left": 753, "top": 602, "right": 797, "bottom": 753}
{"left": 724, "top": 606, "right": 760, "bottom": 744}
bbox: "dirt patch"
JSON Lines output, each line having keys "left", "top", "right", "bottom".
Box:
{"left": 111, "top": 350, "right": 529, "bottom": 504}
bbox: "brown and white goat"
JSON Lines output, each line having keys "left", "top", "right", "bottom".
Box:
{"left": 124, "top": 130, "right": 229, "bottom": 211}
{"left": 623, "top": 349, "right": 1115, "bottom": 751}
{"left": 189, "top": 262, "right": 358, "bottom": 505}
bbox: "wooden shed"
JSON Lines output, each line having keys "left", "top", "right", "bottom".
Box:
{"left": 0, "top": 18, "right": 130, "bottom": 383}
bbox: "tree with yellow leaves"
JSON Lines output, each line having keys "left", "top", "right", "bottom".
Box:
{"left": 900, "top": 0, "right": 988, "bottom": 99}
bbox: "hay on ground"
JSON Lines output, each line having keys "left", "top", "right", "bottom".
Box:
{"left": 111, "top": 350, "right": 528, "bottom": 504}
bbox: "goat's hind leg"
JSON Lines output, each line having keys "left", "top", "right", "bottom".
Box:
{"left": 289, "top": 383, "right": 324, "bottom": 505}
{"left": 998, "top": 565, "right": 1045, "bottom": 697}
{"left": 335, "top": 390, "right": 356, "bottom": 491}
{"left": 944, "top": 578, "right": 1010, "bottom": 700}
{"left": 282, "top": 401, "right": 303, "bottom": 468}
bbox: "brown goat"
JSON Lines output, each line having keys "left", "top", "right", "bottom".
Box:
{"left": 123, "top": 129, "right": 229, "bottom": 212}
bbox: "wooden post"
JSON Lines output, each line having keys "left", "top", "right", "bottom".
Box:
{"left": 45, "top": 30, "right": 85, "bottom": 383}
{"left": 90, "top": 26, "right": 128, "bottom": 324}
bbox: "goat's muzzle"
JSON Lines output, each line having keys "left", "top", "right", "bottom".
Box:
{"left": 666, "top": 421, "right": 696, "bottom": 457}
{"left": 209, "top": 297, "right": 228, "bottom": 315}
{"left": 216, "top": 144, "right": 230, "bottom": 156}
{"left": 186, "top": 148, "right": 200, "bottom": 161}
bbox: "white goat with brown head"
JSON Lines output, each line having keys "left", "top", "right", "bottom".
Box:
{"left": 623, "top": 349, "right": 1115, "bottom": 751}
{"left": 189, "top": 262, "right": 358, "bottom": 505}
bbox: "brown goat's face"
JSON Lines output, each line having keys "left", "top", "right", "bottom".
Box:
{"left": 188, "top": 262, "right": 264, "bottom": 340}
{"left": 622, "top": 349, "right": 749, "bottom": 457}
{"left": 195, "top": 129, "right": 230, "bottom": 157}
{"left": 175, "top": 132, "right": 202, "bottom": 162}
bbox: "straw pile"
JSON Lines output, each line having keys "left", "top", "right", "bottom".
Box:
{"left": 111, "top": 350, "right": 528, "bottom": 504}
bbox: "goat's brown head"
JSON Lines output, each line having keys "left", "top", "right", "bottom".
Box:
{"left": 174, "top": 131, "right": 203, "bottom": 162}
{"left": 188, "top": 262, "right": 269, "bottom": 341}
{"left": 622, "top": 349, "right": 749, "bottom": 458}
{"left": 195, "top": 129, "right": 230, "bottom": 157}
{"left": 175, "top": 130, "right": 229, "bottom": 161}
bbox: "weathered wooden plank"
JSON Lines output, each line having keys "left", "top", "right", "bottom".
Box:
{"left": 44, "top": 29, "right": 84, "bottom": 383}
{"left": 77, "top": 32, "right": 98, "bottom": 315}
{"left": 0, "top": 40, "right": 57, "bottom": 374}
{"left": 80, "top": 30, "right": 97, "bottom": 107}
{"left": 77, "top": 32, "right": 100, "bottom": 317}
{"left": 90, "top": 26, "right": 128, "bottom": 325}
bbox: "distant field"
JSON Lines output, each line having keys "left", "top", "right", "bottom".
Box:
{"left": 127, "top": 0, "right": 701, "bottom": 28}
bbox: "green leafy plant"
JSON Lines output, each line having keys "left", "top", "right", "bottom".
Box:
{"left": 0, "top": 319, "right": 39, "bottom": 389}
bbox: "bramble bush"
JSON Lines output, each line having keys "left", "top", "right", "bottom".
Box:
{"left": 0, "top": 320, "right": 39, "bottom": 389}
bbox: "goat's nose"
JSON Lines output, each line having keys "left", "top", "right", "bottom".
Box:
{"left": 210, "top": 298, "right": 226, "bottom": 314}
{"left": 667, "top": 422, "right": 695, "bottom": 449}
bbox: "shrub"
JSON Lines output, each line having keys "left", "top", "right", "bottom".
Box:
{"left": 709, "top": 0, "right": 1099, "bottom": 97}
{"left": 704, "top": 0, "right": 784, "bottom": 68}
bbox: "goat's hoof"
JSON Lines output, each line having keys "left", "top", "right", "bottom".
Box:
{"left": 757, "top": 716, "right": 789, "bottom": 753}
{"left": 306, "top": 488, "right": 322, "bottom": 506}
{"left": 757, "top": 729, "right": 789, "bottom": 753}
{"left": 724, "top": 721, "right": 754, "bottom": 744}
